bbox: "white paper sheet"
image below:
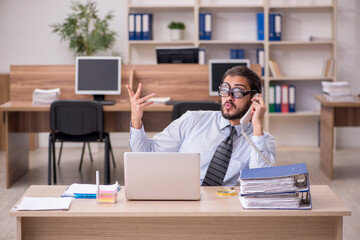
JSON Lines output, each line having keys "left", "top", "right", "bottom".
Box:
{"left": 14, "top": 197, "right": 73, "bottom": 211}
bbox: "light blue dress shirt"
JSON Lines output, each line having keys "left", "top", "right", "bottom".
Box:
{"left": 129, "top": 111, "right": 276, "bottom": 186}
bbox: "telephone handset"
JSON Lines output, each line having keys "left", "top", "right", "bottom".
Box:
{"left": 238, "top": 93, "right": 274, "bottom": 166}
{"left": 240, "top": 93, "right": 259, "bottom": 125}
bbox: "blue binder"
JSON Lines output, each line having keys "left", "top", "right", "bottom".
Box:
{"left": 135, "top": 13, "right": 142, "bottom": 40}
{"left": 199, "top": 13, "right": 205, "bottom": 40}
{"left": 239, "top": 163, "right": 311, "bottom": 210}
{"left": 289, "top": 85, "right": 296, "bottom": 112}
{"left": 230, "top": 49, "right": 237, "bottom": 59}
{"left": 204, "top": 13, "right": 212, "bottom": 40}
{"left": 269, "top": 14, "right": 275, "bottom": 41}
{"left": 274, "top": 13, "right": 282, "bottom": 41}
{"left": 128, "top": 13, "right": 135, "bottom": 40}
{"left": 240, "top": 163, "right": 309, "bottom": 181}
{"left": 257, "top": 12, "right": 264, "bottom": 41}
{"left": 142, "top": 13, "right": 153, "bottom": 40}
{"left": 256, "top": 48, "right": 264, "bottom": 76}
{"left": 237, "top": 49, "right": 244, "bottom": 59}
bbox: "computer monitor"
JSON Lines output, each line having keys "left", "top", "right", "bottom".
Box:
{"left": 209, "top": 59, "right": 250, "bottom": 96}
{"left": 75, "top": 56, "right": 121, "bottom": 103}
{"left": 156, "top": 47, "right": 198, "bottom": 64}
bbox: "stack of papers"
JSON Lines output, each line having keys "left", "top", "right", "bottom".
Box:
{"left": 148, "top": 97, "right": 171, "bottom": 104}
{"left": 62, "top": 181, "right": 120, "bottom": 198}
{"left": 32, "top": 88, "right": 61, "bottom": 105}
{"left": 321, "top": 81, "right": 354, "bottom": 102}
{"left": 239, "top": 176, "right": 297, "bottom": 194}
{"left": 239, "top": 163, "right": 311, "bottom": 210}
{"left": 240, "top": 193, "right": 302, "bottom": 209}
{"left": 14, "top": 197, "right": 73, "bottom": 211}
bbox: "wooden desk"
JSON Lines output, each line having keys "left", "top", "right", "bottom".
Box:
{"left": 315, "top": 95, "right": 360, "bottom": 179}
{"left": 0, "top": 101, "right": 173, "bottom": 188}
{"left": 9, "top": 185, "right": 351, "bottom": 240}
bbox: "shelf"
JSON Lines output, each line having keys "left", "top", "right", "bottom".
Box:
{"left": 269, "top": 5, "right": 333, "bottom": 10}
{"left": 269, "top": 41, "right": 334, "bottom": 46}
{"left": 268, "top": 76, "right": 334, "bottom": 81}
{"left": 129, "top": 5, "right": 194, "bottom": 9}
{"left": 129, "top": 40, "right": 195, "bottom": 45}
{"left": 127, "top": 0, "right": 337, "bottom": 148}
{"left": 268, "top": 111, "right": 320, "bottom": 117}
{"left": 199, "top": 40, "right": 264, "bottom": 45}
{"left": 199, "top": 5, "right": 264, "bottom": 9}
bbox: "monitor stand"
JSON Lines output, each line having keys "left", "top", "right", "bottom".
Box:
{"left": 93, "top": 95, "right": 115, "bottom": 106}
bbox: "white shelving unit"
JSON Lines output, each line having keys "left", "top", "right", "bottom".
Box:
{"left": 127, "top": 0, "right": 337, "bottom": 147}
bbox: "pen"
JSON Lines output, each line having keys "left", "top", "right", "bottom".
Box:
{"left": 96, "top": 170, "right": 100, "bottom": 192}
{"left": 74, "top": 193, "right": 96, "bottom": 199}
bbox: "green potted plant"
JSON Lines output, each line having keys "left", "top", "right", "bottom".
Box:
{"left": 167, "top": 21, "right": 186, "bottom": 41}
{"left": 50, "top": 1, "right": 117, "bottom": 56}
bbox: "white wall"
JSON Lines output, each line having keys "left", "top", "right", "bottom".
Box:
{"left": 0, "top": 0, "right": 359, "bottom": 147}
{"left": 0, "top": 0, "right": 128, "bottom": 71}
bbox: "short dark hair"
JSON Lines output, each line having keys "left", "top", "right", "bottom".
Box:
{"left": 222, "top": 66, "right": 262, "bottom": 94}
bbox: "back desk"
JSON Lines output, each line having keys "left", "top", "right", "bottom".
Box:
{"left": 1, "top": 64, "right": 261, "bottom": 188}
{"left": 2, "top": 64, "right": 243, "bottom": 188}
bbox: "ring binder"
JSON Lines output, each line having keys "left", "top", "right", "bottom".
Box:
{"left": 239, "top": 163, "right": 312, "bottom": 210}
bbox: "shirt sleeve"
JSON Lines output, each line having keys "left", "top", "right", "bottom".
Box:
{"left": 249, "top": 133, "right": 276, "bottom": 168}
{"left": 129, "top": 111, "right": 193, "bottom": 152}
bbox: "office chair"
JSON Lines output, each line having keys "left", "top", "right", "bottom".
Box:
{"left": 172, "top": 101, "right": 222, "bottom": 120}
{"left": 57, "top": 142, "right": 92, "bottom": 166}
{"left": 48, "top": 100, "right": 115, "bottom": 185}
{"left": 57, "top": 141, "right": 115, "bottom": 171}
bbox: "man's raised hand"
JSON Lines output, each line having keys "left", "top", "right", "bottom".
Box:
{"left": 126, "top": 83, "right": 155, "bottom": 129}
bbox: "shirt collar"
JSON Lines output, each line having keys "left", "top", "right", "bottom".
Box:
{"left": 219, "top": 114, "right": 252, "bottom": 137}
{"left": 219, "top": 115, "right": 230, "bottom": 130}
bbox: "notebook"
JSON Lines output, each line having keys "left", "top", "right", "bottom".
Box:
{"left": 124, "top": 152, "right": 201, "bottom": 200}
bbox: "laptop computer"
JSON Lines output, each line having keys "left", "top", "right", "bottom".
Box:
{"left": 124, "top": 152, "right": 201, "bottom": 200}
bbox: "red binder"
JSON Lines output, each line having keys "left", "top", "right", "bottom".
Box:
{"left": 281, "top": 84, "right": 289, "bottom": 113}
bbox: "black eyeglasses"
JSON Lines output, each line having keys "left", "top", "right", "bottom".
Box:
{"left": 218, "top": 82, "right": 257, "bottom": 99}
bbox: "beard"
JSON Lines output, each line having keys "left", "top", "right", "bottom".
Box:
{"left": 221, "top": 100, "right": 251, "bottom": 120}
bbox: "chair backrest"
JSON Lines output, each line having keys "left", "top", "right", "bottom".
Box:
{"left": 172, "top": 101, "right": 221, "bottom": 120}
{"left": 50, "top": 100, "right": 103, "bottom": 137}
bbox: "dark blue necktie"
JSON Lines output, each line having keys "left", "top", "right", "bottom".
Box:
{"left": 202, "top": 126, "right": 236, "bottom": 186}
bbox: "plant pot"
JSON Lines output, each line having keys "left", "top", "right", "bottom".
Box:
{"left": 170, "top": 29, "right": 182, "bottom": 41}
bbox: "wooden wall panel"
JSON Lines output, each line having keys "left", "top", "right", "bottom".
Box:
{"left": 7, "top": 64, "right": 261, "bottom": 151}
{"left": 0, "top": 74, "right": 10, "bottom": 150}
{"left": 0, "top": 74, "right": 10, "bottom": 103}
{"left": 9, "top": 64, "right": 261, "bottom": 103}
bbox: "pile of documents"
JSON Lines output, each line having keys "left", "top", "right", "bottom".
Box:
{"left": 239, "top": 163, "right": 311, "bottom": 210}
{"left": 62, "top": 181, "right": 120, "bottom": 199}
{"left": 321, "top": 81, "right": 354, "bottom": 102}
{"left": 32, "top": 88, "right": 61, "bottom": 105}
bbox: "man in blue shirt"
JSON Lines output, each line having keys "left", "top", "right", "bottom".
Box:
{"left": 126, "top": 66, "right": 276, "bottom": 186}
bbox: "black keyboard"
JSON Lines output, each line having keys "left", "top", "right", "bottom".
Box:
{"left": 98, "top": 100, "right": 115, "bottom": 106}
{"left": 165, "top": 101, "right": 184, "bottom": 105}
{"left": 165, "top": 100, "right": 219, "bottom": 106}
